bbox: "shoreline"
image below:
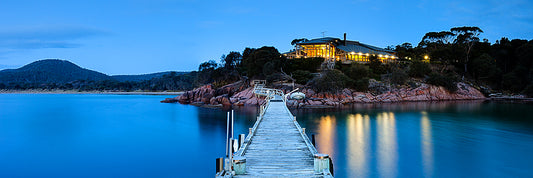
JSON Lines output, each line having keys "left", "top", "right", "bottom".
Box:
{"left": 187, "top": 98, "right": 533, "bottom": 110}
{"left": 0, "top": 90, "right": 184, "bottom": 95}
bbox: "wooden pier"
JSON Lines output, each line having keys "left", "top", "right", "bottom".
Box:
{"left": 216, "top": 81, "right": 333, "bottom": 177}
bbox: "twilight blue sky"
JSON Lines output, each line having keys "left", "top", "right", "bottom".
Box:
{"left": 0, "top": 0, "right": 532, "bottom": 74}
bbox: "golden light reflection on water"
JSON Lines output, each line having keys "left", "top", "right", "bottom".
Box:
{"left": 317, "top": 115, "right": 336, "bottom": 160}
{"left": 377, "top": 112, "right": 397, "bottom": 177}
{"left": 347, "top": 113, "right": 370, "bottom": 177}
{"left": 421, "top": 111, "right": 434, "bottom": 177}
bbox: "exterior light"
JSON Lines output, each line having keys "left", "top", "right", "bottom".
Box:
{"left": 385, "top": 55, "right": 389, "bottom": 58}
{"left": 365, "top": 53, "right": 370, "bottom": 56}
{"left": 378, "top": 54, "right": 383, "bottom": 57}
{"left": 350, "top": 52, "right": 355, "bottom": 55}
{"left": 424, "top": 55, "right": 429, "bottom": 60}
{"left": 358, "top": 52, "right": 363, "bottom": 56}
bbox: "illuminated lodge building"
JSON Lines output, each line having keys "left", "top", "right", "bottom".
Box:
{"left": 284, "top": 35, "right": 397, "bottom": 63}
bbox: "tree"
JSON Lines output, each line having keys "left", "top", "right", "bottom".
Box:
{"left": 241, "top": 46, "right": 285, "bottom": 77}
{"left": 451, "top": 26, "right": 483, "bottom": 75}
{"left": 291, "top": 38, "right": 308, "bottom": 46}
{"left": 197, "top": 60, "right": 218, "bottom": 85}
{"left": 198, "top": 60, "right": 217, "bottom": 72}
{"left": 471, "top": 53, "right": 500, "bottom": 84}
{"left": 419, "top": 31, "right": 455, "bottom": 47}
{"left": 369, "top": 55, "right": 385, "bottom": 76}
{"left": 408, "top": 60, "right": 431, "bottom": 78}
{"left": 395, "top": 43, "right": 415, "bottom": 60}
{"left": 221, "top": 51, "right": 242, "bottom": 70}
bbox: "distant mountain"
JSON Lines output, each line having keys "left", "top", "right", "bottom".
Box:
{"left": 0, "top": 59, "right": 112, "bottom": 84}
{"left": 0, "top": 59, "right": 195, "bottom": 91}
{"left": 112, "top": 71, "right": 188, "bottom": 82}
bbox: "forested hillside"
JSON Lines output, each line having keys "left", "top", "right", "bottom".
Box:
{"left": 0, "top": 59, "right": 111, "bottom": 83}
{"left": 0, "top": 59, "right": 193, "bottom": 91}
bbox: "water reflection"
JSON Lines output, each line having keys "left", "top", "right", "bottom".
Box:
{"left": 346, "top": 113, "right": 370, "bottom": 177}
{"left": 377, "top": 112, "right": 397, "bottom": 177}
{"left": 421, "top": 111, "right": 434, "bottom": 177}
{"left": 317, "top": 115, "right": 336, "bottom": 160}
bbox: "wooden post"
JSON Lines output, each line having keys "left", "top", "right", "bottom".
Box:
{"left": 311, "top": 134, "right": 316, "bottom": 146}
{"left": 232, "top": 139, "right": 238, "bottom": 153}
{"left": 229, "top": 140, "right": 233, "bottom": 160}
{"left": 233, "top": 156, "right": 246, "bottom": 175}
{"left": 314, "top": 153, "right": 330, "bottom": 173}
{"left": 329, "top": 157, "right": 334, "bottom": 177}
{"left": 216, "top": 157, "right": 223, "bottom": 173}
{"left": 225, "top": 112, "right": 230, "bottom": 157}
{"left": 239, "top": 134, "right": 245, "bottom": 149}
{"left": 230, "top": 110, "right": 234, "bottom": 165}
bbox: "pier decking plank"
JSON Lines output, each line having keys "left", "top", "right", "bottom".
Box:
{"left": 234, "top": 101, "right": 322, "bottom": 177}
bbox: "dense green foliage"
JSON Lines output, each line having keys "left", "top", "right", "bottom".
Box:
{"left": 390, "top": 67, "right": 409, "bottom": 85}
{"left": 426, "top": 72, "right": 459, "bottom": 92}
{"left": 338, "top": 63, "right": 371, "bottom": 91}
{"left": 309, "top": 70, "right": 353, "bottom": 92}
{"left": 291, "top": 70, "right": 314, "bottom": 84}
{"left": 408, "top": 60, "right": 431, "bottom": 77}
{"left": 285, "top": 57, "right": 324, "bottom": 73}
{"left": 241, "top": 47, "right": 285, "bottom": 77}
{"left": 112, "top": 71, "right": 188, "bottom": 82}
{"left": 394, "top": 26, "right": 533, "bottom": 94}
{"left": 523, "top": 84, "right": 533, "bottom": 97}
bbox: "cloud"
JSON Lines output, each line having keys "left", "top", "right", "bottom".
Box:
{"left": 0, "top": 26, "right": 108, "bottom": 50}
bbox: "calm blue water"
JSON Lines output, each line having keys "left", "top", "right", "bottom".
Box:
{"left": 1, "top": 94, "right": 532, "bottom": 177}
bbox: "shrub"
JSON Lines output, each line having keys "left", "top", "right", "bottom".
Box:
{"left": 369, "top": 55, "right": 386, "bottom": 75}
{"left": 354, "top": 78, "right": 369, "bottom": 91}
{"left": 266, "top": 73, "right": 283, "bottom": 84}
{"left": 286, "top": 57, "right": 324, "bottom": 73}
{"left": 309, "top": 69, "right": 353, "bottom": 92}
{"left": 408, "top": 60, "right": 431, "bottom": 77}
{"left": 292, "top": 70, "right": 313, "bottom": 85}
{"left": 345, "top": 64, "right": 370, "bottom": 80}
{"left": 523, "top": 83, "right": 533, "bottom": 98}
{"left": 390, "top": 68, "right": 409, "bottom": 85}
{"left": 426, "top": 72, "right": 458, "bottom": 92}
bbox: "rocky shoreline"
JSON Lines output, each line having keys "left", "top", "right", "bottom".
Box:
{"left": 161, "top": 80, "right": 486, "bottom": 108}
